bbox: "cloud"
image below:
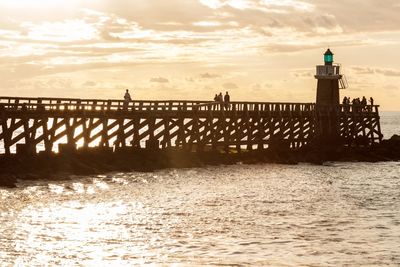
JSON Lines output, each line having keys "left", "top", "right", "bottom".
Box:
{"left": 83, "top": 81, "right": 96, "bottom": 86}
{"left": 351, "top": 67, "right": 375, "bottom": 75}
{"left": 252, "top": 83, "right": 261, "bottom": 90}
{"left": 375, "top": 68, "right": 400, "bottom": 77}
{"left": 383, "top": 85, "right": 398, "bottom": 91}
{"left": 351, "top": 66, "right": 400, "bottom": 77}
{"left": 0, "top": 0, "right": 397, "bottom": 76}
{"left": 0, "top": 0, "right": 399, "bottom": 110}
{"left": 222, "top": 82, "right": 238, "bottom": 89}
{"left": 293, "top": 69, "right": 313, "bottom": 78}
{"left": 199, "top": 0, "right": 315, "bottom": 12}
{"left": 200, "top": 72, "right": 220, "bottom": 79}
{"left": 150, "top": 77, "right": 169, "bottom": 83}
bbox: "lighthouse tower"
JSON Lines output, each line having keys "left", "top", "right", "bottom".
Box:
{"left": 314, "top": 49, "right": 347, "bottom": 108}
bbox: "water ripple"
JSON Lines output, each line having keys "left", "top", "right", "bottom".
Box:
{"left": 0, "top": 162, "right": 399, "bottom": 265}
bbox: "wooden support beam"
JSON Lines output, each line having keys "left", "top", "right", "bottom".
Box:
{"left": 42, "top": 118, "right": 51, "bottom": 153}
{"left": 8, "top": 119, "right": 32, "bottom": 148}
{"left": 88, "top": 119, "right": 119, "bottom": 144}
{"left": 0, "top": 97, "right": 384, "bottom": 154}
{"left": 1, "top": 110, "right": 10, "bottom": 155}
{"left": 255, "top": 105, "right": 263, "bottom": 150}
{"left": 81, "top": 117, "right": 90, "bottom": 148}
{"left": 176, "top": 107, "right": 187, "bottom": 149}
{"left": 131, "top": 118, "right": 141, "bottom": 148}
{"left": 113, "top": 118, "right": 125, "bottom": 148}
{"left": 74, "top": 118, "right": 101, "bottom": 144}
{"left": 189, "top": 107, "right": 199, "bottom": 152}
{"left": 161, "top": 118, "right": 171, "bottom": 149}
{"left": 100, "top": 117, "right": 109, "bottom": 147}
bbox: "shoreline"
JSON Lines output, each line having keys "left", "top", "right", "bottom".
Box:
{"left": 1, "top": 135, "right": 399, "bottom": 188}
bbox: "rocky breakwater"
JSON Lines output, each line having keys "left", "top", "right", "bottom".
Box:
{"left": 1, "top": 135, "right": 399, "bottom": 188}
{"left": 299, "top": 134, "right": 400, "bottom": 164}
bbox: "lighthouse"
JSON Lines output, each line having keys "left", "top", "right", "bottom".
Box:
{"left": 314, "top": 49, "right": 348, "bottom": 142}
{"left": 314, "top": 49, "right": 347, "bottom": 108}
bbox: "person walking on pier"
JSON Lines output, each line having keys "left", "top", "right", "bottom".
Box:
{"left": 224, "top": 91, "right": 230, "bottom": 110}
{"left": 123, "top": 89, "right": 132, "bottom": 109}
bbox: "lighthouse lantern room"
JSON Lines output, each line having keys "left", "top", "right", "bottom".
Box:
{"left": 315, "top": 48, "right": 347, "bottom": 107}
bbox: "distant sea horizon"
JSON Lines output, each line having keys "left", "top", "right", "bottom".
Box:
{"left": 380, "top": 111, "right": 400, "bottom": 139}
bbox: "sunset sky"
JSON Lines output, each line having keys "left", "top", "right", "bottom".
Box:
{"left": 0, "top": 0, "right": 399, "bottom": 110}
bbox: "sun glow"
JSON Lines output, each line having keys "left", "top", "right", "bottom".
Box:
{"left": 0, "top": 0, "right": 398, "bottom": 110}
{"left": 25, "top": 20, "right": 98, "bottom": 42}
{"left": 0, "top": 0, "right": 83, "bottom": 9}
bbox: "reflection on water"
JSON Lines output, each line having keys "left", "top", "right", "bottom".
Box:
{"left": 1, "top": 163, "right": 400, "bottom": 265}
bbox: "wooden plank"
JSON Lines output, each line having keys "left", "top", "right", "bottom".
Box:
{"left": 0, "top": 96, "right": 386, "bottom": 154}
{"left": 0, "top": 112, "right": 10, "bottom": 154}
{"left": 42, "top": 118, "right": 51, "bottom": 153}
{"left": 130, "top": 118, "right": 141, "bottom": 148}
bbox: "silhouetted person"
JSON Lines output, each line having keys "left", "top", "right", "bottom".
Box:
{"left": 347, "top": 96, "right": 351, "bottom": 111}
{"left": 352, "top": 98, "right": 359, "bottom": 112}
{"left": 213, "top": 94, "right": 218, "bottom": 110}
{"left": 369, "top": 97, "right": 374, "bottom": 112}
{"left": 214, "top": 94, "right": 218, "bottom": 102}
{"left": 361, "top": 96, "right": 367, "bottom": 111}
{"left": 224, "top": 91, "right": 230, "bottom": 110}
{"left": 218, "top": 92, "right": 223, "bottom": 110}
{"left": 356, "top": 97, "right": 361, "bottom": 112}
{"left": 342, "top": 96, "right": 350, "bottom": 112}
{"left": 123, "top": 89, "right": 132, "bottom": 109}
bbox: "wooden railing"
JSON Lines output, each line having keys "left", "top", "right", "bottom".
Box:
{"left": 337, "top": 104, "right": 379, "bottom": 114}
{"left": 0, "top": 96, "right": 316, "bottom": 113}
{"left": 0, "top": 96, "right": 382, "bottom": 155}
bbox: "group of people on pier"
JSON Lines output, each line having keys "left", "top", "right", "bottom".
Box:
{"left": 213, "top": 91, "right": 230, "bottom": 110}
{"left": 122, "top": 89, "right": 232, "bottom": 111}
{"left": 342, "top": 96, "right": 374, "bottom": 112}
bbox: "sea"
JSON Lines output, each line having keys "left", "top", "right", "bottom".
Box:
{"left": 0, "top": 112, "right": 399, "bottom": 266}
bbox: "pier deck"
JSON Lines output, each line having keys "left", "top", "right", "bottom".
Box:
{"left": 0, "top": 97, "right": 382, "bottom": 155}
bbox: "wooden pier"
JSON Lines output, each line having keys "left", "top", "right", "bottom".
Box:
{"left": 0, "top": 96, "right": 382, "bottom": 155}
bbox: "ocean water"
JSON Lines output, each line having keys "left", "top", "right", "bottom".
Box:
{"left": 381, "top": 111, "right": 400, "bottom": 139}
{"left": 0, "top": 163, "right": 399, "bottom": 266}
{"left": 0, "top": 112, "right": 399, "bottom": 266}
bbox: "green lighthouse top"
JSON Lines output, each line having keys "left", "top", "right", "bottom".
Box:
{"left": 324, "top": 48, "right": 333, "bottom": 65}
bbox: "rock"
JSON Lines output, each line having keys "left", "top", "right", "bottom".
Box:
{"left": 0, "top": 175, "right": 17, "bottom": 188}
{"left": 1, "top": 138, "right": 399, "bottom": 183}
{"left": 24, "top": 173, "right": 41, "bottom": 180}
{"left": 390, "top": 134, "right": 400, "bottom": 141}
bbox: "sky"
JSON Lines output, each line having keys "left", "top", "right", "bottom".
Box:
{"left": 0, "top": 0, "right": 399, "bottom": 110}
